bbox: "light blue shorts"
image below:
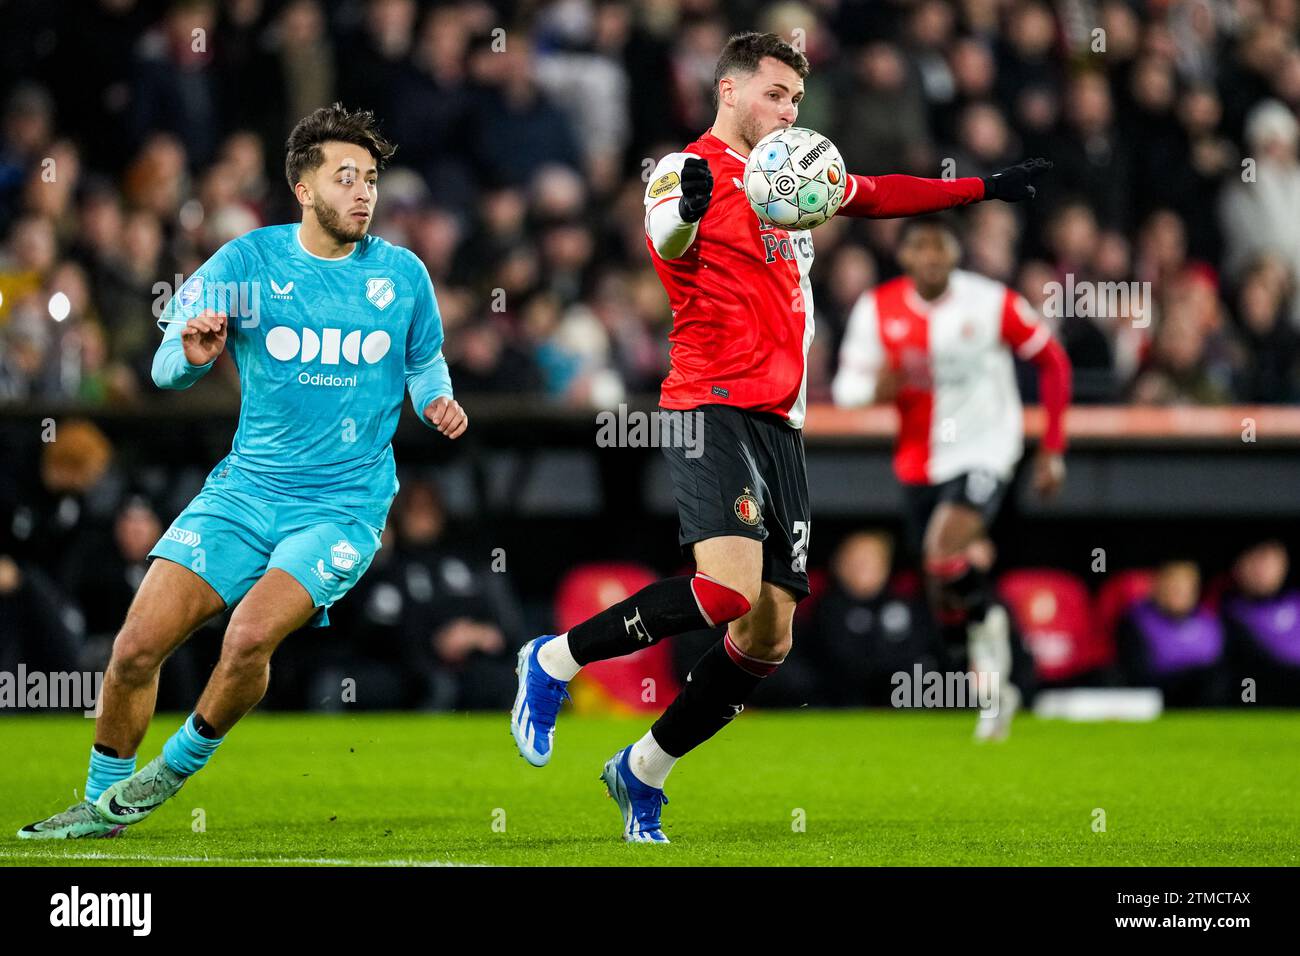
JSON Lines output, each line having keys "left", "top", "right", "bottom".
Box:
{"left": 149, "top": 481, "right": 383, "bottom": 628}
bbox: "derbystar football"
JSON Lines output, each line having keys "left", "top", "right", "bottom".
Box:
{"left": 743, "top": 126, "right": 846, "bottom": 230}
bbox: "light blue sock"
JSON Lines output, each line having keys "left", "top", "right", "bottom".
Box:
{"left": 85, "top": 748, "right": 136, "bottom": 802}
{"left": 161, "top": 713, "right": 225, "bottom": 776}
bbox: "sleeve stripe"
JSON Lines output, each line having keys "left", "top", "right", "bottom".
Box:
{"left": 1016, "top": 324, "right": 1052, "bottom": 360}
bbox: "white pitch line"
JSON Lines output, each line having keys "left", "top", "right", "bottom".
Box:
{"left": 0, "top": 849, "right": 482, "bottom": 867}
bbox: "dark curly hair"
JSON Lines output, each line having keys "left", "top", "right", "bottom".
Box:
{"left": 284, "top": 102, "right": 397, "bottom": 191}
{"left": 712, "top": 32, "right": 810, "bottom": 111}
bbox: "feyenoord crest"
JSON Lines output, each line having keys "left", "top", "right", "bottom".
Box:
{"left": 330, "top": 538, "right": 360, "bottom": 572}
{"left": 365, "top": 277, "right": 395, "bottom": 310}
{"left": 734, "top": 488, "right": 762, "bottom": 526}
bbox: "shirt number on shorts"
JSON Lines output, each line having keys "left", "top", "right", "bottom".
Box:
{"left": 791, "top": 520, "right": 810, "bottom": 574}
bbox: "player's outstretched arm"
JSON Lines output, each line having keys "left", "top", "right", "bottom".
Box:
{"left": 838, "top": 158, "right": 1052, "bottom": 218}
{"left": 152, "top": 310, "right": 227, "bottom": 389}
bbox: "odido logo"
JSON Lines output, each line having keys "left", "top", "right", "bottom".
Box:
{"left": 264, "top": 327, "right": 392, "bottom": 386}
{"left": 264, "top": 327, "right": 392, "bottom": 364}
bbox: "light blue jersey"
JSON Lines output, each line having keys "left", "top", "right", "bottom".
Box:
{"left": 148, "top": 223, "right": 453, "bottom": 624}
{"left": 154, "top": 223, "right": 451, "bottom": 525}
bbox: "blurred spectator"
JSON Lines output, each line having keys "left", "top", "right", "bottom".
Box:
{"left": 129, "top": 0, "right": 223, "bottom": 168}
{"left": 0, "top": 213, "right": 57, "bottom": 324}
{"left": 122, "top": 133, "right": 188, "bottom": 224}
{"left": 1051, "top": 72, "right": 1133, "bottom": 230}
{"left": 3, "top": 418, "right": 121, "bottom": 578}
{"left": 1117, "top": 560, "right": 1228, "bottom": 706}
{"left": 320, "top": 479, "right": 526, "bottom": 710}
{"left": 1230, "top": 256, "right": 1300, "bottom": 402}
{"left": 800, "top": 531, "right": 939, "bottom": 706}
{"left": 62, "top": 493, "right": 206, "bottom": 707}
{"left": 1176, "top": 86, "right": 1236, "bottom": 260}
{"left": 1219, "top": 99, "right": 1300, "bottom": 329}
{"left": 388, "top": 5, "right": 475, "bottom": 214}
{"left": 996, "top": 2, "right": 1061, "bottom": 107}
{"left": 0, "top": 84, "right": 54, "bottom": 236}
{"left": 339, "top": 0, "right": 418, "bottom": 122}
{"left": 0, "top": 553, "right": 84, "bottom": 677}
{"left": 835, "top": 42, "right": 933, "bottom": 175}
{"left": 467, "top": 34, "right": 583, "bottom": 189}
{"left": 1222, "top": 540, "right": 1300, "bottom": 705}
{"left": 532, "top": 1, "right": 632, "bottom": 196}
{"left": 64, "top": 493, "right": 159, "bottom": 640}
{"left": 0, "top": 2, "right": 1296, "bottom": 412}
{"left": 1, "top": 2, "right": 1300, "bottom": 714}
{"left": 1130, "top": 311, "right": 1231, "bottom": 405}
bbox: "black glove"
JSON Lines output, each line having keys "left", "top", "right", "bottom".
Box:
{"left": 982, "top": 158, "right": 1053, "bottom": 202}
{"left": 678, "top": 156, "right": 714, "bottom": 223}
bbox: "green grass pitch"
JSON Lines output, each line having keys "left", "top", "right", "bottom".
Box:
{"left": 2, "top": 710, "right": 1297, "bottom": 866}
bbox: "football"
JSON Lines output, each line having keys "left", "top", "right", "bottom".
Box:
{"left": 743, "top": 126, "right": 847, "bottom": 230}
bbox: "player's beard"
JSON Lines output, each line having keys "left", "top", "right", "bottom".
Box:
{"left": 314, "top": 196, "right": 368, "bottom": 245}
{"left": 738, "top": 109, "right": 775, "bottom": 153}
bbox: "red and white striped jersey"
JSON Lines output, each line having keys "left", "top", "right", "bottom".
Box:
{"left": 832, "top": 270, "right": 1053, "bottom": 484}
{"left": 643, "top": 128, "right": 816, "bottom": 427}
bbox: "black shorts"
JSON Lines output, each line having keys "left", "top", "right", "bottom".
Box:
{"left": 901, "top": 469, "right": 1010, "bottom": 557}
{"left": 660, "top": 404, "right": 811, "bottom": 599}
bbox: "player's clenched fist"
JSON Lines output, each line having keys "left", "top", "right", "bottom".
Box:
{"left": 678, "top": 156, "right": 713, "bottom": 223}
{"left": 423, "top": 396, "right": 468, "bottom": 439}
{"left": 181, "top": 310, "right": 227, "bottom": 366}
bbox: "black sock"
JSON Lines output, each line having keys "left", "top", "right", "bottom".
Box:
{"left": 92, "top": 743, "right": 119, "bottom": 758}
{"left": 651, "top": 637, "right": 773, "bottom": 757}
{"left": 567, "top": 576, "right": 709, "bottom": 666}
{"left": 952, "top": 565, "right": 992, "bottom": 618}
{"left": 192, "top": 713, "right": 222, "bottom": 740}
{"left": 932, "top": 565, "right": 992, "bottom": 641}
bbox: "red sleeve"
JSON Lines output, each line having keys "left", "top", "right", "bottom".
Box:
{"left": 1032, "top": 337, "right": 1071, "bottom": 453}
{"left": 838, "top": 173, "right": 985, "bottom": 218}
{"left": 999, "top": 289, "right": 1071, "bottom": 452}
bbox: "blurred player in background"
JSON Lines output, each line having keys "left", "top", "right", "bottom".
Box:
{"left": 509, "top": 31, "right": 1051, "bottom": 842}
{"left": 833, "top": 215, "right": 1072, "bottom": 740}
{"left": 19, "top": 103, "right": 467, "bottom": 840}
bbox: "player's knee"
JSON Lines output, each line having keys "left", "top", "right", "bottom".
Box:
{"left": 729, "top": 615, "right": 791, "bottom": 662}
{"left": 110, "top": 623, "right": 170, "bottom": 684}
{"left": 221, "top": 621, "right": 278, "bottom": 667}
{"left": 691, "top": 573, "right": 754, "bottom": 625}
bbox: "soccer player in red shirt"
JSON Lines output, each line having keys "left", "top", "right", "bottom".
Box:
{"left": 510, "top": 31, "right": 1052, "bottom": 841}
{"left": 833, "top": 215, "right": 1072, "bottom": 740}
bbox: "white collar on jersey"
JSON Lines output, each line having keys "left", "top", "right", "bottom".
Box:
{"left": 704, "top": 127, "right": 749, "bottom": 163}
{"left": 295, "top": 223, "right": 358, "bottom": 261}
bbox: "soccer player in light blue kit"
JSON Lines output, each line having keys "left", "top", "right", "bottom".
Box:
{"left": 19, "top": 104, "right": 467, "bottom": 839}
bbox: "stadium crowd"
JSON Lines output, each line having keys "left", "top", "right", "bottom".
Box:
{"left": 2, "top": 2, "right": 1299, "bottom": 711}
{"left": 2, "top": 0, "right": 1300, "bottom": 406}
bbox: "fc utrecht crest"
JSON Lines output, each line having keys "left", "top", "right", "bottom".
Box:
{"left": 330, "top": 539, "right": 360, "bottom": 572}
{"left": 366, "top": 277, "right": 395, "bottom": 310}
